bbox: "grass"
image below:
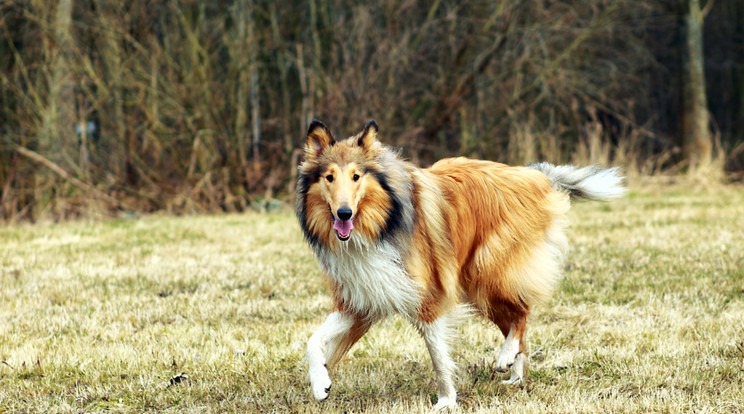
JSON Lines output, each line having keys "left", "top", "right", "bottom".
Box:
{"left": 1, "top": 184, "right": 743, "bottom": 413}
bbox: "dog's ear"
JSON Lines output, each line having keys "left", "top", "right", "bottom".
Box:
{"left": 357, "top": 120, "right": 378, "bottom": 150}
{"left": 305, "top": 120, "right": 335, "bottom": 159}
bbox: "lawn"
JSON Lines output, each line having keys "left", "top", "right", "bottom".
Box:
{"left": 1, "top": 184, "right": 743, "bottom": 413}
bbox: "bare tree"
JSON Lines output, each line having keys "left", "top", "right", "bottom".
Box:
{"left": 41, "top": 0, "right": 75, "bottom": 158}
{"left": 682, "top": 0, "right": 714, "bottom": 170}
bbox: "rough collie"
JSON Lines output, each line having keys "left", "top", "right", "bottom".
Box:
{"left": 296, "top": 120, "right": 625, "bottom": 409}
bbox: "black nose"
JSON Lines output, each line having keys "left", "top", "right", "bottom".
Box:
{"left": 337, "top": 206, "right": 352, "bottom": 221}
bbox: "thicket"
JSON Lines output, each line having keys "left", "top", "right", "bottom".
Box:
{"left": 1, "top": 0, "right": 742, "bottom": 221}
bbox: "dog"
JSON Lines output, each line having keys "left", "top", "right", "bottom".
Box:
{"left": 296, "top": 120, "right": 624, "bottom": 409}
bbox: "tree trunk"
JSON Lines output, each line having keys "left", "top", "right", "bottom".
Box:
{"left": 40, "top": 0, "right": 75, "bottom": 159}
{"left": 682, "top": 0, "right": 713, "bottom": 170}
{"left": 233, "top": 0, "right": 249, "bottom": 173}
{"left": 248, "top": 0, "right": 261, "bottom": 174}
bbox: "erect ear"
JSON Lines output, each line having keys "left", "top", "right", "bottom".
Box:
{"left": 305, "top": 120, "right": 335, "bottom": 159}
{"left": 357, "top": 120, "right": 378, "bottom": 150}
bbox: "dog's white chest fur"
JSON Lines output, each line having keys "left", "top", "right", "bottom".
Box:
{"left": 317, "top": 239, "right": 421, "bottom": 318}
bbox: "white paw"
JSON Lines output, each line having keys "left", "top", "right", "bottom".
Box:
{"left": 501, "top": 375, "right": 523, "bottom": 385}
{"left": 495, "top": 348, "right": 520, "bottom": 373}
{"left": 501, "top": 353, "right": 526, "bottom": 385}
{"left": 495, "top": 332, "right": 520, "bottom": 372}
{"left": 433, "top": 395, "right": 457, "bottom": 410}
{"left": 309, "top": 364, "right": 332, "bottom": 401}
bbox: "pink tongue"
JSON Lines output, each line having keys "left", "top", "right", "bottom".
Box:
{"left": 333, "top": 218, "right": 354, "bottom": 237}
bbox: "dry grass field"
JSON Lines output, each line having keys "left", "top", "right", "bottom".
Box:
{"left": 1, "top": 183, "right": 743, "bottom": 413}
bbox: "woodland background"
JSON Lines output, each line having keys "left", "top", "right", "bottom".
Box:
{"left": 1, "top": 0, "right": 742, "bottom": 221}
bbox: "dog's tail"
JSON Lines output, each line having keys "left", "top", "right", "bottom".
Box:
{"left": 527, "top": 162, "right": 626, "bottom": 200}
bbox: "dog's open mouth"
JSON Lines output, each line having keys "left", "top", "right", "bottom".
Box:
{"left": 332, "top": 217, "right": 354, "bottom": 241}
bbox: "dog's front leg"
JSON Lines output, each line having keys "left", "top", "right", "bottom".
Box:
{"left": 418, "top": 315, "right": 458, "bottom": 410}
{"left": 306, "top": 310, "right": 373, "bottom": 402}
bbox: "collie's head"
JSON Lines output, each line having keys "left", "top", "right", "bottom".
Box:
{"left": 296, "top": 120, "right": 413, "bottom": 249}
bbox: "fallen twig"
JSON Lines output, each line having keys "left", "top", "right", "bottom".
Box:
{"left": 15, "top": 145, "right": 119, "bottom": 206}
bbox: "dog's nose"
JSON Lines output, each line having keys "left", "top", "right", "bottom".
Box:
{"left": 337, "top": 206, "right": 353, "bottom": 221}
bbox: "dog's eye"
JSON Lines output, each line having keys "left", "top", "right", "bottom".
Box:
{"left": 353, "top": 174, "right": 360, "bottom": 182}
{"left": 326, "top": 174, "right": 334, "bottom": 183}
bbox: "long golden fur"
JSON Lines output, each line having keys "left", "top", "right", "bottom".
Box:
{"left": 297, "top": 120, "right": 624, "bottom": 409}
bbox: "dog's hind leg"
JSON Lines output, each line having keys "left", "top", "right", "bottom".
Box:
{"left": 306, "top": 311, "right": 374, "bottom": 402}
{"left": 417, "top": 314, "right": 458, "bottom": 410}
{"left": 503, "top": 350, "right": 528, "bottom": 384}
{"left": 488, "top": 303, "right": 529, "bottom": 384}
